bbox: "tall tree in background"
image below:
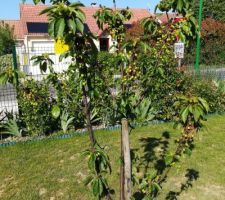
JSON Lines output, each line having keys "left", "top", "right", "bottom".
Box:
{"left": 0, "top": 22, "right": 15, "bottom": 56}
{"left": 192, "top": 0, "right": 225, "bottom": 22}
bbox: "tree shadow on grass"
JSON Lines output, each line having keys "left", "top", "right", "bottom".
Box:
{"left": 165, "top": 168, "right": 199, "bottom": 200}
{"left": 132, "top": 131, "right": 199, "bottom": 199}
{"left": 139, "top": 131, "right": 170, "bottom": 174}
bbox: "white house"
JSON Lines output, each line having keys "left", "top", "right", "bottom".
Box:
{"left": 1, "top": 3, "right": 152, "bottom": 75}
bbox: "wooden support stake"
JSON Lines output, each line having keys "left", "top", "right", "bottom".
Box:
{"left": 121, "top": 118, "right": 131, "bottom": 200}
{"left": 120, "top": 131, "right": 125, "bottom": 200}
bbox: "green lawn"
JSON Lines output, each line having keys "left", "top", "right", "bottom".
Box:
{"left": 0, "top": 115, "right": 225, "bottom": 200}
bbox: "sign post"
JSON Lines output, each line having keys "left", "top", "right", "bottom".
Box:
{"left": 174, "top": 42, "right": 184, "bottom": 70}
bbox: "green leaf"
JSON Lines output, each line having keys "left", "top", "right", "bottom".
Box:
{"left": 174, "top": 154, "right": 181, "bottom": 161}
{"left": 0, "top": 72, "right": 8, "bottom": 85}
{"left": 98, "top": 179, "right": 104, "bottom": 196}
{"left": 61, "top": 111, "right": 75, "bottom": 133}
{"left": 3, "top": 119, "right": 21, "bottom": 137}
{"left": 184, "top": 148, "right": 192, "bottom": 156}
{"left": 55, "top": 18, "right": 65, "bottom": 38}
{"left": 67, "top": 19, "right": 76, "bottom": 34}
{"left": 84, "top": 175, "right": 94, "bottom": 186}
{"left": 75, "top": 10, "right": 86, "bottom": 22}
{"left": 188, "top": 105, "right": 193, "bottom": 114}
{"left": 193, "top": 106, "right": 201, "bottom": 123}
{"left": 81, "top": 149, "right": 91, "bottom": 158}
{"left": 189, "top": 16, "right": 196, "bottom": 24}
{"left": 165, "top": 154, "right": 173, "bottom": 166}
{"left": 173, "top": 101, "right": 180, "bottom": 108}
{"left": 152, "top": 182, "right": 161, "bottom": 191}
{"left": 51, "top": 105, "right": 61, "bottom": 119}
{"left": 176, "top": 0, "right": 184, "bottom": 12}
{"left": 59, "top": 52, "right": 69, "bottom": 62}
{"left": 181, "top": 106, "right": 189, "bottom": 123}
{"left": 75, "top": 18, "right": 84, "bottom": 33}
{"left": 39, "top": 5, "right": 56, "bottom": 15}
{"left": 147, "top": 170, "right": 157, "bottom": 180}
{"left": 32, "top": 59, "right": 41, "bottom": 66}
{"left": 88, "top": 153, "right": 96, "bottom": 172}
{"left": 48, "top": 20, "right": 55, "bottom": 37}
{"left": 33, "top": 0, "right": 41, "bottom": 5}
{"left": 101, "top": 177, "right": 109, "bottom": 189}
{"left": 70, "top": 2, "right": 85, "bottom": 8}
{"left": 40, "top": 61, "right": 47, "bottom": 72}
{"left": 158, "top": 67, "right": 164, "bottom": 77}
{"left": 92, "top": 179, "right": 100, "bottom": 197}
{"left": 47, "top": 57, "right": 54, "bottom": 66}
{"left": 198, "top": 97, "right": 209, "bottom": 113}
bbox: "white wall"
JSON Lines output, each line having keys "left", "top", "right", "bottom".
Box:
{"left": 100, "top": 31, "right": 117, "bottom": 52}
{"left": 16, "top": 34, "right": 115, "bottom": 76}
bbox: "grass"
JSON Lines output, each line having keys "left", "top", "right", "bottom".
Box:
{"left": 0, "top": 115, "right": 225, "bottom": 200}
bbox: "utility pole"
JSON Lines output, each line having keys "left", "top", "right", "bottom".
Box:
{"left": 195, "top": 0, "right": 204, "bottom": 73}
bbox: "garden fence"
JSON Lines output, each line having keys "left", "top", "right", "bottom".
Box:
{"left": 0, "top": 46, "right": 71, "bottom": 125}
{"left": 184, "top": 51, "right": 225, "bottom": 80}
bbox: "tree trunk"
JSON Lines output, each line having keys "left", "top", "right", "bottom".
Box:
{"left": 82, "top": 85, "right": 96, "bottom": 147}
{"left": 121, "top": 118, "right": 132, "bottom": 200}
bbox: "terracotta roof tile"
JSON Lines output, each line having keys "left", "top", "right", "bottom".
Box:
{"left": 1, "top": 4, "right": 152, "bottom": 39}
{"left": 157, "top": 13, "right": 181, "bottom": 24}
{"left": 0, "top": 20, "right": 24, "bottom": 39}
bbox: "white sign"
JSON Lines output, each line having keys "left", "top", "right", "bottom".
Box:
{"left": 174, "top": 42, "right": 184, "bottom": 59}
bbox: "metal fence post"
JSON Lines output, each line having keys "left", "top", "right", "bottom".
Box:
{"left": 12, "top": 45, "right": 20, "bottom": 118}
{"left": 195, "top": 0, "right": 204, "bottom": 73}
{"left": 12, "top": 45, "right": 19, "bottom": 86}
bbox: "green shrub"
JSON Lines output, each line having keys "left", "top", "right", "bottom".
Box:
{"left": 190, "top": 79, "right": 225, "bottom": 113}
{"left": 185, "top": 18, "right": 225, "bottom": 65}
{"left": 0, "top": 21, "right": 15, "bottom": 56}
{"left": 0, "top": 54, "right": 13, "bottom": 73}
{"left": 46, "top": 53, "right": 117, "bottom": 128}
{"left": 97, "top": 51, "right": 118, "bottom": 86}
{"left": 18, "top": 79, "right": 58, "bottom": 136}
{"left": 137, "top": 51, "right": 191, "bottom": 121}
{"left": 48, "top": 71, "right": 84, "bottom": 128}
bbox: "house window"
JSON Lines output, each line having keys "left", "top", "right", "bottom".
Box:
{"left": 31, "top": 41, "right": 54, "bottom": 53}
{"left": 99, "top": 38, "right": 109, "bottom": 51}
{"left": 27, "top": 22, "right": 48, "bottom": 33}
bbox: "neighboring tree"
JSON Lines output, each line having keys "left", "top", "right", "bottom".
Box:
{"left": 186, "top": 18, "right": 225, "bottom": 65}
{"left": 125, "top": 21, "right": 144, "bottom": 41}
{"left": 0, "top": 21, "right": 15, "bottom": 56}
{"left": 126, "top": 1, "right": 206, "bottom": 199}
{"left": 0, "top": 22, "right": 19, "bottom": 86}
{"left": 153, "top": 0, "right": 197, "bottom": 43}
{"left": 0, "top": 54, "right": 13, "bottom": 73}
{"left": 192, "top": 0, "right": 225, "bottom": 22}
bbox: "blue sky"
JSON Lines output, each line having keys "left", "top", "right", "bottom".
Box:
{"left": 0, "top": 0, "right": 160, "bottom": 20}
